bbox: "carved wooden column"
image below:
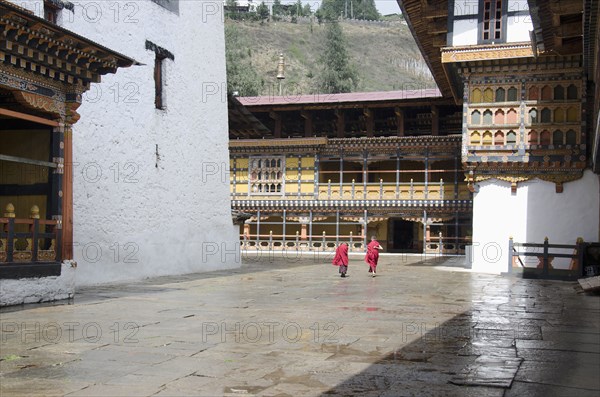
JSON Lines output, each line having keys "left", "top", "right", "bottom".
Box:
{"left": 364, "top": 108, "right": 374, "bottom": 137}
{"left": 431, "top": 105, "right": 439, "bottom": 136}
{"left": 61, "top": 101, "right": 81, "bottom": 260}
{"left": 301, "top": 110, "right": 313, "bottom": 137}
{"left": 270, "top": 112, "right": 282, "bottom": 138}
{"left": 335, "top": 109, "right": 345, "bottom": 138}
{"left": 395, "top": 107, "right": 405, "bottom": 136}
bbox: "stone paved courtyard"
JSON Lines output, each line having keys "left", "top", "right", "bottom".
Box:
{"left": 1, "top": 254, "right": 599, "bottom": 396}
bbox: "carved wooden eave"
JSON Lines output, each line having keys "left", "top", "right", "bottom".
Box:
{"left": 0, "top": 0, "right": 137, "bottom": 120}
{"left": 527, "top": 0, "right": 584, "bottom": 56}
{"left": 464, "top": 164, "right": 585, "bottom": 194}
{"left": 441, "top": 43, "right": 535, "bottom": 63}
{"left": 325, "top": 135, "right": 462, "bottom": 153}
{"left": 229, "top": 137, "right": 328, "bottom": 154}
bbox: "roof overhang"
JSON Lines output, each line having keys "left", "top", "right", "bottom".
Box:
{"left": 0, "top": 0, "right": 137, "bottom": 88}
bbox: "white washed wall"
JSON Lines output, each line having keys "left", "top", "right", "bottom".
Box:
{"left": 471, "top": 170, "right": 600, "bottom": 273}
{"left": 17, "top": 0, "right": 241, "bottom": 285}
{"left": 506, "top": 15, "right": 533, "bottom": 42}
{"left": 452, "top": 19, "right": 478, "bottom": 46}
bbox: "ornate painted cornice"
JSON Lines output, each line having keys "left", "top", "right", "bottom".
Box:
{"left": 442, "top": 42, "right": 534, "bottom": 63}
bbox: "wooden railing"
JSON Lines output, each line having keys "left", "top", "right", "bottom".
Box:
{"left": 425, "top": 234, "right": 470, "bottom": 255}
{"left": 317, "top": 180, "right": 469, "bottom": 200}
{"left": 240, "top": 232, "right": 365, "bottom": 252}
{"left": 508, "top": 237, "right": 584, "bottom": 280}
{"left": 0, "top": 205, "right": 61, "bottom": 264}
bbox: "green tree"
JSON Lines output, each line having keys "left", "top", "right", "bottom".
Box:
{"left": 291, "top": 0, "right": 303, "bottom": 16}
{"left": 318, "top": 0, "right": 380, "bottom": 21}
{"left": 272, "top": 0, "right": 284, "bottom": 16}
{"left": 316, "top": 22, "right": 358, "bottom": 93}
{"left": 257, "top": 1, "right": 269, "bottom": 20}
{"left": 302, "top": 3, "right": 312, "bottom": 15}
{"left": 225, "top": 24, "right": 264, "bottom": 96}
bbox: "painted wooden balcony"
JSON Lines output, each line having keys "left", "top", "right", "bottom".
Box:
{"left": 317, "top": 180, "right": 471, "bottom": 201}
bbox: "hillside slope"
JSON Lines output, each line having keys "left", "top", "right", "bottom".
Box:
{"left": 225, "top": 19, "right": 436, "bottom": 96}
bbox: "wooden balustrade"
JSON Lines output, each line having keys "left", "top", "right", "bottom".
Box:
{"left": 240, "top": 233, "right": 365, "bottom": 252}
{"left": 317, "top": 180, "right": 468, "bottom": 200}
{"left": 0, "top": 203, "right": 61, "bottom": 264}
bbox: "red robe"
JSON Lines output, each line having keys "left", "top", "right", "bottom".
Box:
{"left": 332, "top": 244, "right": 349, "bottom": 266}
{"left": 364, "top": 240, "right": 381, "bottom": 270}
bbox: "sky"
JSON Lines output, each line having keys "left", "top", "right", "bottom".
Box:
{"left": 279, "top": 1, "right": 402, "bottom": 16}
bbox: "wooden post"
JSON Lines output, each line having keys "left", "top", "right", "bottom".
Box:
{"left": 256, "top": 210, "right": 261, "bottom": 245}
{"left": 282, "top": 209, "right": 286, "bottom": 245}
{"left": 335, "top": 212, "right": 340, "bottom": 245}
{"left": 396, "top": 151, "right": 401, "bottom": 199}
{"left": 363, "top": 150, "right": 368, "bottom": 199}
{"left": 508, "top": 237, "right": 514, "bottom": 274}
{"left": 308, "top": 211, "right": 313, "bottom": 249}
{"left": 335, "top": 109, "right": 345, "bottom": 138}
{"left": 270, "top": 112, "right": 282, "bottom": 138}
{"left": 62, "top": 123, "right": 73, "bottom": 260}
{"left": 339, "top": 152, "right": 344, "bottom": 195}
{"left": 364, "top": 108, "right": 374, "bottom": 137}
{"left": 431, "top": 105, "right": 439, "bottom": 136}
{"left": 301, "top": 110, "right": 313, "bottom": 137}
{"left": 543, "top": 237, "right": 549, "bottom": 276}
{"left": 363, "top": 210, "right": 368, "bottom": 248}
{"left": 30, "top": 206, "right": 40, "bottom": 262}
{"left": 424, "top": 149, "right": 429, "bottom": 199}
{"left": 395, "top": 107, "right": 404, "bottom": 136}
{"left": 314, "top": 154, "right": 320, "bottom": 199}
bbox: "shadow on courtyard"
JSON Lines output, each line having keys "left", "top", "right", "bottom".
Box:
{"left": 319, "top": 309, "right": 598, "bottom": 396}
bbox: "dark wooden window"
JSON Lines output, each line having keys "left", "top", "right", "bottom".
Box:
{"left": 481, "top": 0, "right": 504, "bottom": 42}
{"left": 154, "top": 55, "right": 166, "bottom": 109}
{"left": 44, "top": 1, "right": 60, "bottom": 23}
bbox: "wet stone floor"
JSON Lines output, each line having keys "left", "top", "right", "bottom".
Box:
{"left": 1, "top": 254, "right": 599, "bottom": 396}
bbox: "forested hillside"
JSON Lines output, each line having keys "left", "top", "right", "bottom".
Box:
{"left": 225, "top": 17, "right": 437, "bottom": 96}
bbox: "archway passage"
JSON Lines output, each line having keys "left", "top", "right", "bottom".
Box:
{"left": 389, "top": 218, "right": 420, "bottom": 253}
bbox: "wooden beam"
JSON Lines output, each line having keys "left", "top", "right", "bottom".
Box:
{"left": 555, "top": 21, "right": 583, "bottom": 38}
{"left": 549, "top": 1, "right": 582, "bottom": 15}
{"left": 0, "top": 107, "right": 59, "bottom": 127}
{"left": 432, "top": 34, "right": 447, "bottom": 47}
{"left": 428, "top": 18, "right": 448, "bottom": 34}
{"left": 0, "top": 154, "right": 57, "bottom": 168}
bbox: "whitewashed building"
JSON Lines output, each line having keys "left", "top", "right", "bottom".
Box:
{"left": 0, "top": 0, "right": 239, "bottom": 305}
{"left": 400, "top": 0, "right": 600, "bottom": 274}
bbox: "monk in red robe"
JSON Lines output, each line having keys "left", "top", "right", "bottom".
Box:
{"left": 332, "top": 243, "right": 349, "bottom": 278}
{"left": 365, "top": 236, "right": 383, "bottom": 277}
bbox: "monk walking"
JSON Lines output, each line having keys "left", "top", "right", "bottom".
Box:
{"left": 332, "top": 242, "right": 349, "bottom": 278}
{"left": 365, "top": 236, "right": 383, "bottom": 277}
